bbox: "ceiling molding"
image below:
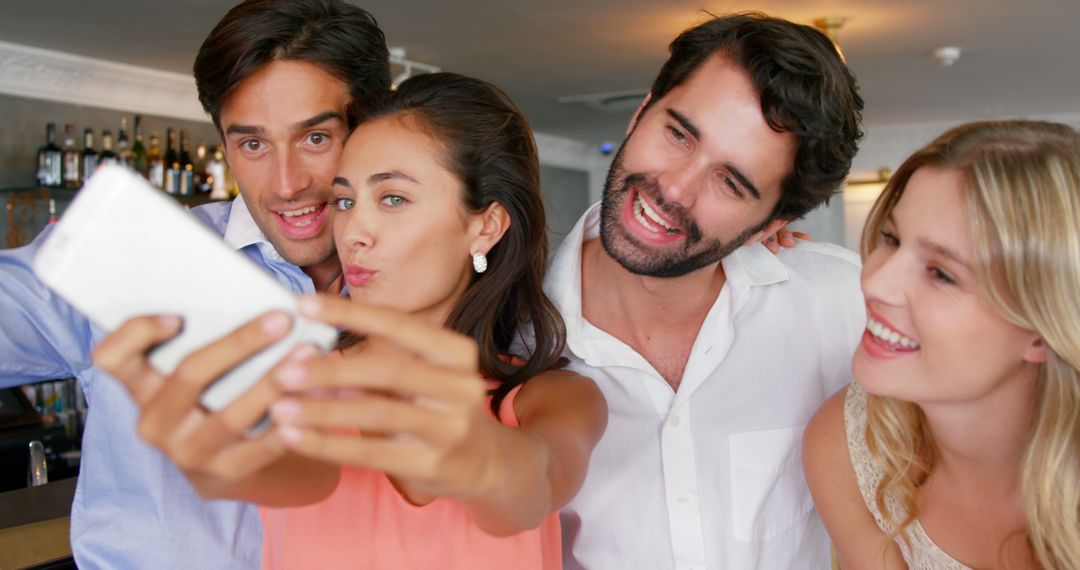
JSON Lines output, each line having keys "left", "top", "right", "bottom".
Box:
{"left": 0, "top": 40, "right": 209, "bottom": 123}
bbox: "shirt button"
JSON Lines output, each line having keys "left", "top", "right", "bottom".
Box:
{"left": 676, "top": 492, "right": 689, "bottom": 504}
{"left": 668, "top": 414, "right": 681, "bottom": 428}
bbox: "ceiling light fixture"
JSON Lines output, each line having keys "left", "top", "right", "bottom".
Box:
{"left": 932, "top": 46, "right": 962, "bottom": 66}
{"left": 389, "top": 47, "right": 440, "bottom": 90}
{"left": 813, "top": 17, "right": 848, "bottom": 61}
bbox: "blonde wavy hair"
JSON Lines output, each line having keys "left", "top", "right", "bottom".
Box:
{"left": 859, "top": 120, "right": 1080, "bottom": 568}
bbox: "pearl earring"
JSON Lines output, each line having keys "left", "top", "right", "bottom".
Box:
{"left": 472, "top": 251, "right": 488, "bottom": 274}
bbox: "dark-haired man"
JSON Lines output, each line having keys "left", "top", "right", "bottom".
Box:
{"left": 548, "top": 14, "right": 866, "bottom": 569}
{"left": 0, "top": 1, "right": 389, "bottom": 566}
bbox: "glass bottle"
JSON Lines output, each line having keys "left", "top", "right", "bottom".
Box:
{"left": 36, "top": 123, "right": 63, "bottom": 187}
{"left": 81, "top": 128, "right": 99, "bottom": 183}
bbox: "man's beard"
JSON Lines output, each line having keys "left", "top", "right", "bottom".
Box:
{"left": 598, "top": 143, "right": 769, "bottom": 278}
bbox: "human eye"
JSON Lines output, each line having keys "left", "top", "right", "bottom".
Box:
{"left": 879, "top": 229, "right": 900, "bottom": 248}
{"left": 928, "top": 266, "right": 957, "bottom": 285}
{"left": 306, "top": 132, "right": 329, "bottom": 147}
{"left": 333, "top": 197, "right": 355, "bottom": 211}
{"left": 241, "top": 138, "right": 263, "bottom": 153}
{"left": 667, "top": 125, "right": 690, "bottom": 147}
{"left": 380, "top": 195, "right": 408, "bottom": 208}
{"left": 717, "top": 172, "right": 744, "bottom": 199}
{"left": 924, "top": 265, "right": 959, "bottom": 287}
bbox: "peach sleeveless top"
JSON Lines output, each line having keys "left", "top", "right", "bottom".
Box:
{"left": 260, "top": 383, "right": 562, "bottom": 570}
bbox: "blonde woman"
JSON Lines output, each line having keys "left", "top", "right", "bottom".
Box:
{"left": 803, "top": 120, "right": 1080, "bottom": 569}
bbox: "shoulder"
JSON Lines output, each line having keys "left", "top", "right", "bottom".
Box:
{"left": 803, "top": 385, "right": 852, "bottom": 481}
{"left": 190, "top": 200, "right": 233, "bottom": 234}
{"left": 775, "top": 242, "right": 866, "bottom": 334}
{"left": 803, "top": 385, "right": 904, "bottom": 566}
{"left": 775, "top": 241, "right": 862, "bottom": 282}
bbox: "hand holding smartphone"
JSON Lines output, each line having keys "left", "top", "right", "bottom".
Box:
{"left": 32, "top": 165, "right": 338, "bottom": 412}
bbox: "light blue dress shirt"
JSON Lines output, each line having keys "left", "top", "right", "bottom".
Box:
{"left": 0, "top": 197, "right": 318, "bottom": 569}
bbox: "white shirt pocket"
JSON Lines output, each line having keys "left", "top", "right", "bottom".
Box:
{"left": 728, "top": 426, "right": 813, "bottom": 542}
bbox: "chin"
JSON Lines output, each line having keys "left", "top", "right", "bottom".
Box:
{"left": 851, "top": 353, "right": 902, "bottom": 399}
{"left": 275, "top": 241, "right": 336, "bottom": 267}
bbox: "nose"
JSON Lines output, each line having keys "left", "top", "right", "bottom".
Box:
{"left": 273, "top": 148, "right": 312, "bottom": 200}
{"left": 337, "top": 204, "right": 374, "bottom": 251}
{"left": 656, "top": 156, "right": 704, "bottom": 209}
{"left": 860, "top": 246, "right": 909, "bottom": 308}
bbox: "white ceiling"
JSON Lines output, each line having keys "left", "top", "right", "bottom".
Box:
{"left": 1, "top": 0, "right": 1078, "bottom": 145}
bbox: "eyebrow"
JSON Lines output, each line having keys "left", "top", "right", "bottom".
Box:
{"left": 224, "top": 111, "right": 345, "bottom": 137}
{"left": 666, "top": 108, "right": 762, "bottom": 200}
{"left": 368, "top": 170, "right": 419, "bottom": 185}
{"left": 666, "top": 108, "right": 700, "bottom": 140}
{"left": 333, "top": 170, "right": 420, "bottom": 191}
{"left": 916, "top": 237, "right": 971, "bottom": 271}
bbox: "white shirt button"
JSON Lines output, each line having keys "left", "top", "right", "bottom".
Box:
{"left": 669, "top": 414, "right": 681, "bottom": 428}
{"left": 676, "top": 492, "right": 689, "bottom": 504}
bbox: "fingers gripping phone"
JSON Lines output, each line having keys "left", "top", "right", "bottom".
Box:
{"left": 32, "top": 165, "right": 338, "bottom": 412}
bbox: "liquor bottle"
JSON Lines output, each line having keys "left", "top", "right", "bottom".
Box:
{"left": 178, "top": 130, "right": 195, "bottom": 196}
{"left": 132, "top": 115, "right": 150, "bottom": 177}
{"left": 207, "top": 146, "right": 229, "bottom": 200}
{"left": 98, "top": 130, "right": 120, "bottom": 167}
{"left": 47, "top": 199, "right": 59, "bottom": 225}
{"left": 61, "top": 123, "right": 81, "bottom": 188}
{"left": 36, "top": 123, "right": 63, "bottom": 187}
{"left": 163, "top": 128, "right": 180, "bottom": 194}
{"left": 147, "top": 133, "right": 164, "bottom": 189}
{"left": 117, "top": 117, "right": 134, "bottom": 169}
{"left": 193, "top": 143, "right": 210, "bottom": 193}
{"left": 81, "top": 128, "right": 99, "bottom": 183}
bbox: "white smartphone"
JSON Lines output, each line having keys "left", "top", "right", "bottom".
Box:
{"left": 32, "top": 165, "right": 338, "bottom": 412}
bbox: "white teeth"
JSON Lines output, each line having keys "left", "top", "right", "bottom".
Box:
{"left": 633, "top": 195, "right": 677, "bottom": 234}
{"left": 279, "top": 205, "right": 318, "bottom": 217}
{"left": 633, "top": 197, "right": 659, "bottom": 232}
{"left": 867, "top": 317, "right": 919, "bottom": 349}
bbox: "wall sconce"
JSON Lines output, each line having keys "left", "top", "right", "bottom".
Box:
{"left": 842, "top": 168, "right": 891, "bottom": 250}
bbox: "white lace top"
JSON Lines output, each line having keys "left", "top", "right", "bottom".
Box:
{"left": 844, "top": 384, "right": 972, "bottom": 570}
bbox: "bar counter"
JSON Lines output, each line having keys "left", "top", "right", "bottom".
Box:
{"left": 0, "top": 477, "right": 75, "bottom": 569}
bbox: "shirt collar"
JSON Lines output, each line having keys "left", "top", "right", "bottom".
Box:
{"left": 721, "top": 234, "right": 790, "bottom": 290}
{"left": 222, "top": 194, "right": 269, "bottom": 252}
{"left": 546, "top": 201, "right": 791, "bottom": 357}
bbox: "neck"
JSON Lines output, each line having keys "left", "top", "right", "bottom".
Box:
{"left": 583, "top": 238, "right": 725, "bottom": 329}
{"left": 921, "top": 366, "right": 1039, "bottom": 488}
{"left": 303, "top": 256, "right": 345, "bottom": 294}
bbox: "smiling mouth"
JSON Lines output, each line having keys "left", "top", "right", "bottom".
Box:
{"left": 276, "top": 204, "right": 323, "bottom": 227}
{"left": 866, "top": 315, "right": 920, "bottom": 350}
{"left": 632, "top": 193, "right": 680, "bottom": 236}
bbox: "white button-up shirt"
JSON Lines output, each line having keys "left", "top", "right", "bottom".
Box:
{"left": 550, "top": 204, "right": 865, "bottom": 570}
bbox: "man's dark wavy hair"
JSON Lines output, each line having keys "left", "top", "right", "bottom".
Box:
{"left": 194, "top": 0, "right": 390, "bottom": 131}
{"left": 644, "top": 12, "right": 864, "bottom": 220}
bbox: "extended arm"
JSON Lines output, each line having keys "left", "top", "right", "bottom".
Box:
{"left": 0, "top": 227, "right": 95, "bottom": 387}
{"left": 92, "top": 312, "right": 340, "bottom": 506}
{"left": 462, "top": 369, "right": 607, "bottom": 534}
{"left": 270, "top": 294, "right": 608, "bottom": 536}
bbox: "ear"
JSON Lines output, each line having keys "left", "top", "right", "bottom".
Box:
{"left": 1022, "top": 337, "right": 1049, "bottom": 364}
{"left": 468, "top": 202, "right": 511, "bottom": 257}
{"left": 626, "top": 92, "right": 654, "bottom": 136}
{"left": 743, "top": 218, "right": 790, "bottom": 247}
